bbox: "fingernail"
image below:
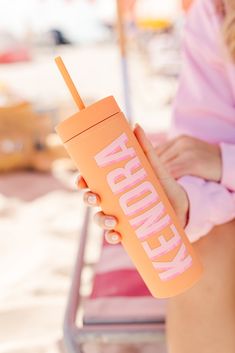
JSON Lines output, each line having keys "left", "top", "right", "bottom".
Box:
{"left": 104, "top": 217, "right": 116, "bottom": 229}
{"left": 87, "top": 194, "right": 97, "bottom": 205}
{"left": 110, "top": 233, "right": 120, "bottom": 243}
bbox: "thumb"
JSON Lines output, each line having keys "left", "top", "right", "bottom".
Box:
{"left": 134, "top": 124, "right": 171, "bottom": 182}
{"left": 134, "top": 124, "right": 189, "bottom": 227}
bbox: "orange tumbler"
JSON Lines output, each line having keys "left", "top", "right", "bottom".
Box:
{"left": 55, "top": 58, "right": 203, "bottom": 298}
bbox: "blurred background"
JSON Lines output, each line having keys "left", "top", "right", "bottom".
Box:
{"left": 0, "top": 1, "right": 192, "bottom": 352}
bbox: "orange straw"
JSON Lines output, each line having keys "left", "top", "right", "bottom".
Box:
{"left": 116, "top": 0, "right": 126, "bottom": 57}
{"left": 55, "top": 56, "right": 85, "bottom": 111}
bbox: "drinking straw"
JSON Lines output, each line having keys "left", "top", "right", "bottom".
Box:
{"left": 116, "top": 0, "right": 133, "bottom": 122}
{"left": 55, "top": 56, "right": 85, "bottom": 111}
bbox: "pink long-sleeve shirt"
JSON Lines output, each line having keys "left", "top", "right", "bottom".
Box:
{"left": 170, "top": 0, "right": 235, "bottom": 242}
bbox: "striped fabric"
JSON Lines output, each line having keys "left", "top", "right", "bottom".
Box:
{"left": 84, "top": 241, "right": 166, "bottom": 325}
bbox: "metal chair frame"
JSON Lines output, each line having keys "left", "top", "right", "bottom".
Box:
{"left": 63, "top": 207, "right": 166, "bottom": 353}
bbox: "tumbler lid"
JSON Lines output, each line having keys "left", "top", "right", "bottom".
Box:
{"left": 55, "top": 96, "right": 120, "bottom": 143}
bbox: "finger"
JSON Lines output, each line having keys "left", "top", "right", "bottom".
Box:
{"left": 83, "top": 191, "right": 100, "bottom": 207}
{"left": 165, "top": 160, "right": 189, "bottom": 180}
{"left": 165, "top": 165, "right": 185, "bottom": 180}
{"left": 94, "top": 211, "right": 118, "bottom": 230}
{"left": 76, "top": 175, "right": 88, "bottom": 190}
{"left": 134, "top": 124, "right": 171, "bottom": 181}
{"left": 159, "top": 146, "right": 179, "bottom": 164}
{"left": 155, "top": 138, "right": 177, "bottom": 157}
{"left": 105, "top": 230, "right": 121, "bottom": 245}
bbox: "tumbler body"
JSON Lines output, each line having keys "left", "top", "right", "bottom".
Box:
{"left": 56, "top": 96, "right": 203, "bottom": 298}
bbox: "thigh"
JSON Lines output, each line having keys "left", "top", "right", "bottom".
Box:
{"left": 166, "top": 219, "right": 235, "bottom": 353}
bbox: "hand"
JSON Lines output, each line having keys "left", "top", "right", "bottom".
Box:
{"left": 156, "top": 135, "right": 222, "bottom": 182}
{"left": 77, "top": 125, "right": 190, "bottom": 244}
{"left": 76, "top": 177, "right": 121, "bottom": 245}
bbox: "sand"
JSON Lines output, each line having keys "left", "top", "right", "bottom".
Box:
{"left": 0, "top": 171, "right": 83, "bottom": 353}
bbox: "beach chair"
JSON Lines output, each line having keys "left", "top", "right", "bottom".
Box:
{"left": 63, "top": 206, "right": 167, "bottom": 353}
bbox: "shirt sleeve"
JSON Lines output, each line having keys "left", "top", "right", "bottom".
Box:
{"left": 169, "top": 0, "right": 235, "bottom": 242}
{"left": 171, "top": 0, "right": 235, "bottom": 141}
{"left": 178, "top": 176, "right": 235, "bottom": 243}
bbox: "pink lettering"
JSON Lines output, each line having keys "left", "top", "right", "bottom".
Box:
{"left": 153, "top": 243, "right": 193, "bottom": 281}
{"left": 119, "top": 181, "right": 158, "bottom": 217}
{"left": 95, "top": 133, "right": 135, "bottom": 168}
{"left": 130, "top": 202, "right": 170, "bottom": 241}
{"left": 107, "top": 156, "right": 147, "bottom": 194}
{"left": 94, "top": 133, "right": 193, "bottom": 283}
{"left": 141, "top": 224, "right": 182, "bottom": 259}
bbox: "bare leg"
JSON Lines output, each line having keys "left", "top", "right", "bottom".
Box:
{"left": 167, "top": 220, "right": 235, "bottom": 353}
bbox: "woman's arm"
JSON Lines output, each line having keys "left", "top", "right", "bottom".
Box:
{"left": 78, "top": 127, "right": 235, "bottom": 245}
{"left": 155, "top": 135, "right": 222, "bottom": 183}
{"left": 164, "top": 0, "right": 235, "bottom": 241}
{"left": 78, "top": 0, "right": 235, "bottom": 245}
{"left": 155, "top": 136, "right": 235, "bottom": 192}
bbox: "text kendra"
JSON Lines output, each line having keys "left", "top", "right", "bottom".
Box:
{"left": 95, "top": 133, "right": 192, "bottom": 281}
